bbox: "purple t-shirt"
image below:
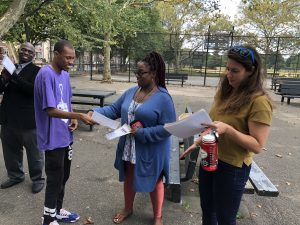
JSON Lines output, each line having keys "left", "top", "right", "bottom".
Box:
{"left": 34, "top": 65, "right": 73, "bottom": 151}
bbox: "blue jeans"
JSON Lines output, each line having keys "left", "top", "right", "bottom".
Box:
{"left": 198, "top": 160, "right": 251, "bottom": 225}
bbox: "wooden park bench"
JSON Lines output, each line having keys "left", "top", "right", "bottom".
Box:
{"left": 248, "top": 161, "right": 279, "bottom": 197}
{"left": 165, "top": 106, "right": 279, "bottom": 203}
{"left": 165, "top": 73, "right": 188, "bottom": 87}
{"left": 165, "top": 106, "right": 200, "bottom": 203}
{"left": 276, "top": 83, "right": 300, "bottom": 104}
{"left": 271, "top": 77, "right": 300, "bottom": 91}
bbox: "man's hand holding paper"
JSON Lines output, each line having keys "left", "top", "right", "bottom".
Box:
{"left": 91, "top": 110, "right": 120, "bottom": 129}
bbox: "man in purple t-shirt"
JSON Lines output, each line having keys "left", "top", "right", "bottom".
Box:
{"left": 34, "top": 40, "right": 95, "bottom": 225}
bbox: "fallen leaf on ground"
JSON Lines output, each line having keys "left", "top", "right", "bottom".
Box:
{"left": 275, "top": 154, "right": 283, "bottom": 158}
{"left": 257, "top": 204, "right": 262, "bottom": 208}
{"left": 286, "top": 182, "right": 291, "bottom": 186}
{"left": 191, "top": 178, "right": 199, "bottom": 184}
{"left": 83, "top": 216, "right": 94, "bottom": 224}
{"left": 288, "top": 153, "right": 292, "bottom": 155}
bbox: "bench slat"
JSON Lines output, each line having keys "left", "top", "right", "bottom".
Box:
{"left": 249, "top": 161, "right": 279, "bottom": 197}
{"left": 276, "top": 83, "right": 300, "bottom": 104}
{"left": 271, "top": 78, "right": 300, "bottom": 90}
{"left": 169, "top": 136, "right": 180, "bottom": 185}
{"left": 165, "top": 136, "right": 181, "bottom": 203}
{"left": 72, "top": 101, "right": 100, "bottom": 106}
{"left": 71, "top": 96, "right": 102, "bottom": 105}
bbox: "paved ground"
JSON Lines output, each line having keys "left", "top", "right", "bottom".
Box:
{"left": 0, "top": 73, "right": 299, "bottom": 225}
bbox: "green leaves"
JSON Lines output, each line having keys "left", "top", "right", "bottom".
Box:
{"left": 0, "top": 0, "right": 13, "bottom": 17}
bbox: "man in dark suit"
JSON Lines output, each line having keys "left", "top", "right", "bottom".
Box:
{"left": 0, "top": 42, "right": 45, "bottom": 193}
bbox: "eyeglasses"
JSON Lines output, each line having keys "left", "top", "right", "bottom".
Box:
{"left": 134, "top": 70, "right": 150, "bottom": 77}
{"left": 230, "top": 46, "right": 255, "bottom": 64}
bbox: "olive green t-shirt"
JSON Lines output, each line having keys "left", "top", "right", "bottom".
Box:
{"left": 209, "top": 95, "right": 272, "bottom": 167}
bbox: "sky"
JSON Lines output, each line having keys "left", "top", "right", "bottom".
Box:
{"left": 219, "top": 0, "right": 241, "bottom": 20}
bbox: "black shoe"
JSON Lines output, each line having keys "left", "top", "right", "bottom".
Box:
{"left": 32, "top": 182, "right": 45, "bottom": 193}
{"left": 0, "top": 179, "right": 24, "bottom": 189}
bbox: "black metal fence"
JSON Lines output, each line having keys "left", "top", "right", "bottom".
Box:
{"left": 45, "top": 32, "right": 300, "bottom": 86}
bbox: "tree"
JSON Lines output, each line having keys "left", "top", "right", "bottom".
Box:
{"left": 207, "top": 51, "right": 221, "bottom": 69}
{"left": 0, "top": 0, "right": 29, "bottom": 38}
{"left": 237, "top": 0, "right": 300, "bottom": 70}
{"left": 157, "top": 0, "right": 208, "bottom": 72}
{"left": 115, "top": 8, "right": 167, "bottom": 71}
{"left": 71, "top": 0, "right": 163, "bottom": 82}
{"left": 157, "top": 0, "right": 220, "bottom": 72}
{"left": 3, "top": 0, "right": 76, "bottom": 45}
{"left": 286, "top": 55, "right": 300, "bottom": 70}
{"left": 265, "top": 51, "right": 285, "bottom": 70}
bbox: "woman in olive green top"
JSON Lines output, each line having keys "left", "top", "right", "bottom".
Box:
{"left": 182, "top": 45, "right": 272, "bottom": 225}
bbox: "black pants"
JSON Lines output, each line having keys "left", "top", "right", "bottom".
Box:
{"left": 0, "top": 125, "right": 44, "bottom": 183}
{"left": 43, "top": 146, "right": 72, "bottom": 224}
{"left": 199, "top": 160, "right": 251, "bottom": 225}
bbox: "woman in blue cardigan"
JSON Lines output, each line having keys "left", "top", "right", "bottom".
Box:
{"left": 90, "top": 52, "right": 176, "bottom": 225}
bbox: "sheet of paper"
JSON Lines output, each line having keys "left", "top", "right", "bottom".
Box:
{"left": 91, "top": 111, "right": 120, "bottom": 129}
{"left": 1, "top": 55, "right": 16, "bottom": 75}
{"left": 164, "top": 109, "right": 212, "bottom": 138}
{"left": 105, "top": 124, "right": 131, "bottom": 140}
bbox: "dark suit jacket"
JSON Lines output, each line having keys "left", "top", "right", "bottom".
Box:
{"left": 0, "top": 62, "right": 40, "bottom": 129}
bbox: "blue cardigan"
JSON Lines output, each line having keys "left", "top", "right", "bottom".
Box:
{"left": 93, "top": 86, "right": 176, "bottom": 192}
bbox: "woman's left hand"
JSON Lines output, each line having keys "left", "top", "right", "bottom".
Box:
{"left": 202, "top": 121, "right": 230, "bottom": 135}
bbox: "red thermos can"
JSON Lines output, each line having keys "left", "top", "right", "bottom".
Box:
{"left": 200, "top": 133, "right": 218, "bottom": 172}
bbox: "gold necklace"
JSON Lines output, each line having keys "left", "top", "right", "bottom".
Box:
{"left": 134, "top": 86, "right": 157, "bottom": 103}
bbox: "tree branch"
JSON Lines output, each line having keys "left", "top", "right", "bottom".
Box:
{"left": 0, "top": 0, "right": 28, "bottom": 38}
{"left": 23, "top": 0, "right": 54, "bottom": 18}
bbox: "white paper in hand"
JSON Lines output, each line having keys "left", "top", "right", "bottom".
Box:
{"left": 91, "top": 111, "right": 120, "bottom": 129}
{"left": 105, "top": 124, "right": 131, "bottom": 140}
{"left": 164, "top": 109, "right": 212, "bottom": 138}
{"left": 1, "top": 55, "right": 16, "bottom": 75}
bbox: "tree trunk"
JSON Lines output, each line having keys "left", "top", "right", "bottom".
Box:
{"left": 120, "top": 50, "right": 128, "bottom": 72}
{"left": 102, "top": 26, "right": 112, "bottom": 82}
{"left": 174, "top": 50, "right": 181, "bottom": 73}
{"left": 0, "top": 0, "right": 28, "bottom": 38}
{"left": 7, "top": 42, "right": 18, "bottom": 63}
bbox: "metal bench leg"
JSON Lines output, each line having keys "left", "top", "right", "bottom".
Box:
{"left": 166, "top": 184, "right": 181, "bottom": 203}
{"left": 287, "top": 98, "right": 291, "bottom": 104}
{"left": 281, "top": 96, "right": 284, "bottom": 102}
{"left": 89, "top": 124, "right": 93, "bottom": 131}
